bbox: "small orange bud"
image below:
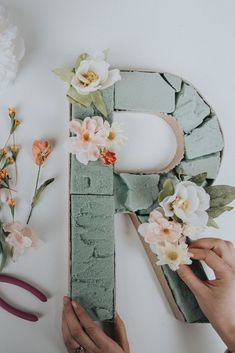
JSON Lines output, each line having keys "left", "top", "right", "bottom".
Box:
{"left": 10, "top": 144, "right": 20, "bottom": 153}
{"left": 8, "top": 107, "right": 16, "bottom": 118}
{"left": 7, "top": 198, "right": 16, "bottom": 207}
{"left": 6, "top": 157, "right": 15, "bottom": 165}
{"left": 0, "top": 169, "right": 8, "bottom": 179}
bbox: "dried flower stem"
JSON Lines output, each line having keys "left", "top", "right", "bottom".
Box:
{"left": 26, "top": 165, "right": 41, "bottom": 224}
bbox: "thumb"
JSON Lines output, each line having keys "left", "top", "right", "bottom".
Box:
{"left": 114, "top": 313, "right": 130, "bottom": 353}
{"left": 177, "top": 265, "right": 205, "bottom": 297}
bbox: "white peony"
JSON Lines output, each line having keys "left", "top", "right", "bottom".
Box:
{"left": 160, "top": 181, "right": 210, "bottom": 227}
{"left": 151, "top": 241, "right": 192, "bottom": 271}
{"left": 71, "top": 51, "right": 121, "bottom": 95}
{"left": 0, "top": 5, "right": 25, "bottom": 93}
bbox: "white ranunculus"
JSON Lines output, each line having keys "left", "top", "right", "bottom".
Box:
{"left": 160, "top": 181, "right": 210, "bottom": 227}
{"left": 0, "top": 5, "right": 25, "bottom": 93}
{"left": 71, "top": 52, "right": 121, "bottom": 95}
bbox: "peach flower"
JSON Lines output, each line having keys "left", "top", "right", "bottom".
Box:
{"left": 32, "top": 140, "right": 51, "bottom": 166}
{"left": 65, "top": 117, "right": 106, "bottom": 165}
{"left": 138, "top": 209, "right": 182, "bottom": 245}
{"left": 3, "top": 222, "right": 41, "bottom": 261}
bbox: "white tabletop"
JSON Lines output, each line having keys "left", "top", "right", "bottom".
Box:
{"left": 0, "top": 0, "right": 235, "bottom": 352}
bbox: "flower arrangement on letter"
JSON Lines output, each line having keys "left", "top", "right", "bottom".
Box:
{"left": 138, "top": 174, "right": 235, "bottom": 271}
{"left": 53, "top": 50, "right": 121, "bottom": 117}
{"left": 0, "top": 108, "right": 55, "bottom": 269}
{"left": 65, "top": 116, "right": 125, "bottom": 166}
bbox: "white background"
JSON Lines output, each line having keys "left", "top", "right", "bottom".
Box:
{"left": 0, "top": 0, "right": 235, "bottom": 352}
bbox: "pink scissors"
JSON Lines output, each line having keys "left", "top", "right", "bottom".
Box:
{"left": 0, "top": 274, "right": 47, "bottom": 322}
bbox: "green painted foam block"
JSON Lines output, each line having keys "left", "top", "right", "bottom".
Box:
{"left": 119, "top": 173, "right": 160, "bottom": 212}
{"left": 185, "top": 116, "right": 224, "bottom": 159}
{"left": 115, "top": 71, "right": 175, "bottom": 113}
{"left": 72, "top": 86, "right": 114, "bottom": 123}
{"left": 163, "top": 73, "right": 182, "bottom": 92}
{"left": 173, "top": 83, "right": 210, "bottom": 133}
{"left": 176, "top": 152, "right": 221, "bottom": 179}
{"left": 71, "top": 194, "right": 115, "bottom": 321}
{"left": 71, "top": 156, "right": 113, "bottom": 195}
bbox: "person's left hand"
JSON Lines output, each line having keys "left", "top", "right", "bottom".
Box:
{"left": 62, "top": 296, "right": 130, "bottom": 353}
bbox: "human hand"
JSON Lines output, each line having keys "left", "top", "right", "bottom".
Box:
{"left": 62, "top": 296, "right": 130, "bottom": 353}
{"left": 177, "top": 238, "right": 235, "bottom": 352}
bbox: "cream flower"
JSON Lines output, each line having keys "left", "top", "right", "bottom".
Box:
{"left": 0, "top": 5, "right": 25, "bottom": 93}
{"left": 152, "top": 241, "right": 192, "bottom": 271}
{"left": 102, "top": 121, "right": 126, "bottom": 150}
{"left": 182, "top": 224, "right": 205, "bottom": 240}
{"left": 3, "top": 222, "right": 41, "bottom": 261}
{"left": 138, "top": 210, "right": 182, "bottom": 244}
{"left": 65, "top": 117, "right": 106, "bottom": 165}
{"left": 160, "top": 181, "right": 210, "bottom": 227}
{"left": 71, "top": 52, "right": 121, "bottom": 95}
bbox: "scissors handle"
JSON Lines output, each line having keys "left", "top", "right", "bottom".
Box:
{"left": 0, "top": 297, "right": 38, "bottom": 322}
{"left": 0, "top": 275, "right": 47, "bottom": 302}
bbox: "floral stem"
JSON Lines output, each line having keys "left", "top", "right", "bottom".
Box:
{"left": 26, "top": 165, "right": 41, "bottom": 224}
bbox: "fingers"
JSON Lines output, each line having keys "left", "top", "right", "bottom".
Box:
{"left": 190, "top": 238, "right": 235, "bottom": 270}
{"left": 114, "top": 313, "right": 130, "bottom": 353}
{"left": 177, "top": 264, "right": 206, "bottom": 296}
{"left": 189, "top": 248, "right": 230, "bottom": 279}
{"left": 63, "top": 296, "right": 98, "bottom": 352}
{"left": 62, "top": 313, "right": 80, "bottom": 353}
{"left": 71, "top": 300, "right": 112, "bottom": 348}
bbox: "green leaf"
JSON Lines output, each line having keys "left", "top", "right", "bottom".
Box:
{"left": 206, "top": 185, "right": 235, "bottom": 208}
{"left": 91, "top": 91, "right": 108, "bottom": 117}
{"left": 74, "top": 53, "right": 89, "bottom": 70}
{"left": 208, "top": 206, "right": 233, "bottom": 219}
{"left": 189, "top": 173, "right": 207, "bottom": 186}
{"left": 53, "top": 68, "right": 74, "bottom": 83}
{"left": 207, "top": 217, "right": 219, "bottom": 229}
{"left": 158, "top": 179, "right": 175, "bottom": 203}
{"left": 32, "top": 178, "right": 55, "bottom": 208}
{"left": 67, "top": 87, "right": 92, "bottom": 107}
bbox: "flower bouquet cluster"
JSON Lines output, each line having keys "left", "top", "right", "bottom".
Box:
{"left": 138, "top": 174, "right": 235, "bottom": 271}
{"left": 66, "top": 116, "right": 125, "bottom": 166}
{"left": 53, "top": 50, "right": 121, "bottom": 118}
{"left": 0, "top": 108, "right": 55, "bottom": 269}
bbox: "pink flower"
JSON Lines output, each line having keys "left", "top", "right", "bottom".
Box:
{"left": 138, "top": 210, "right": 182, "bottom": 245}
{"left": 65, "top": 117, "right": 106, "bottom": 165}
{"left": 3, "top": 222, "right": 41, "bottom": 261}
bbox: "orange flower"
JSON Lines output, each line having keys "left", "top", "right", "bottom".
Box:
{"left": 7, "top": 198, "right": 16, "bottom": 207}
{"left": 32, "top": 140, "right": 52, "bottom": 166}
{"left": 8, "top": 107, "right": 16, "bottom": 118}
{"left": 100, "top": 149, "right": 117, "bottom": 166}
{"left": 0, "top": 147, "right": 8, "bottom": 155}
{"left": 0, "top": 169, "right": 8, "bottom": 180}
{"left": 6, "top": 157, "right": 15, "bottom": 165}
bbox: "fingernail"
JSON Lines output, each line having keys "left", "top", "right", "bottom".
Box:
{"left": 63, "top": 296, "right": 69, "bottom": 305}
{"left": 71, "top": 301, "right": 77, "bottom": 309}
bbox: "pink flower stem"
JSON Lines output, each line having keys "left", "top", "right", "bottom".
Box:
{"left": 26, "top": 165, "right": 41, "bottom": 224}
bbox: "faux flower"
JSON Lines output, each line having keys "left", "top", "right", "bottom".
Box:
{"left": 0, "top": 5, "right": 25, "bottom": 93}
{"left": 7, "top": 198, "right": 16, "bottom": 207}
{"left": 182, "top": 224, "right": 206, "bottom": 239}
{"left": 8, "top": 107, "right": 16, "bottom": 118}
{"left": 152, "top": 241, "right": 192, "bottom": 271}
{"left": 100, "top": 149, "right": 117, "bottom": 166}
{"left": 66, "top": 117, "right": 106, "bottom": 165}
{"left": 102, "top": 121, "right": 126, "bottom": 149}
{"left": 32, "top": 140, "right": 51, "bottom": 166}
{"left": 0, "top": 168, "right": 8, "bottom": 180}
{"left": 160, "top": 181, "right": 210, "bottom": 227}
{"left": 3, "top": 222, "right": 41, "bottom": 261}
{"left": 71, "top": 52, "right": 121, "bottom": 95}
{"left": 138, "top": 210, "right": 182, "bottom": 244}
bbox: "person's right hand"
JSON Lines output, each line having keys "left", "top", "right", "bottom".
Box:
{"left": 177, "top": 238, "right": 235, "bottom": 352}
